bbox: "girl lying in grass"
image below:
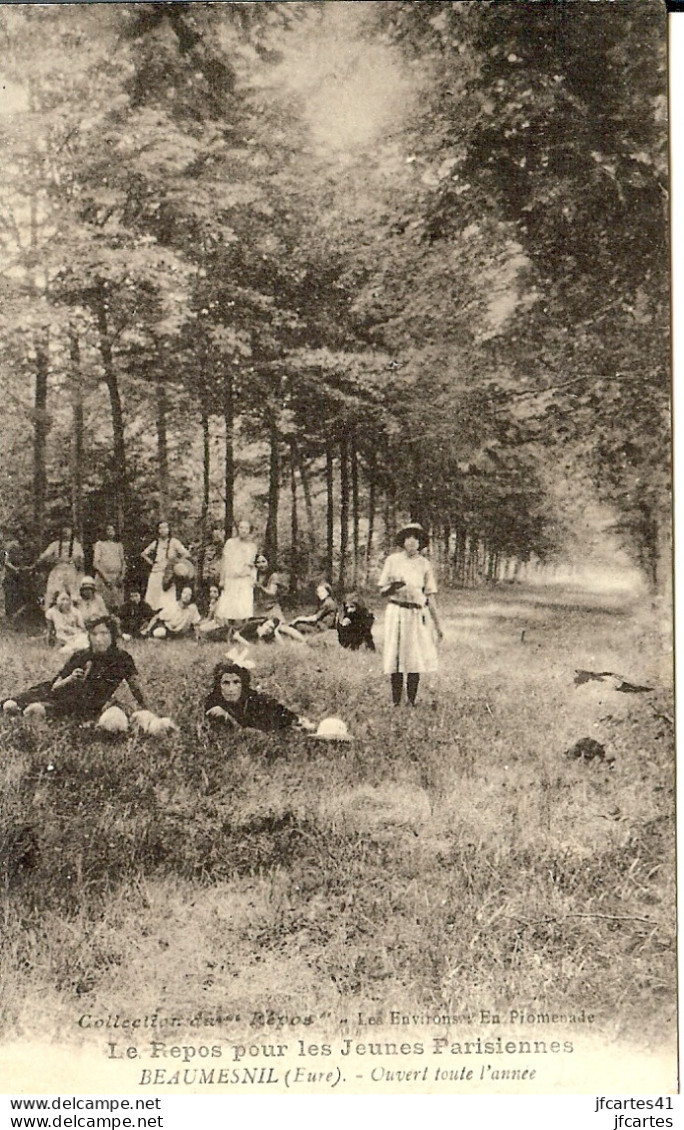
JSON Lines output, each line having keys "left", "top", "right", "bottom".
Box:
{"left": 2, "top": 616, "right": 147, "bottom": 723}
{"left": 204, "top": 661, "right": 315, "bottom": 734}
{"left": 233, "top": 614, "right": 306, "bottom": 647}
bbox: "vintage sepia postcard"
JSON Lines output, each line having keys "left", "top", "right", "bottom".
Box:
{"left": 0, "top": 0, "right": 676, "bottom": 1106}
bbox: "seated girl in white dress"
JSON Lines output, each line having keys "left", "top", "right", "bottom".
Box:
{"left": 142, "top": 585, "right": 201, "bottom": 639}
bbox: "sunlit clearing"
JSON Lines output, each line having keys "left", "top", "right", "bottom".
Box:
{"left": 275, "top": 2, "right": 417, "bottom": 156}
{"left": 0, "top": 78, "right": 28, "bottom": 116}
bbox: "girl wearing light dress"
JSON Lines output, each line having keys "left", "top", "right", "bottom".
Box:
{"left": 34, "top": 525, "right": 85, "bottom": 609}
{"left": 141, "top": 520, "right": 190, "bottom": 614}
{"left": 378, "top": 524, "right": 443, "bottom": 707}
{"left": 214, "top": 520, "right": 257, "bottom": 626}
{"left": 45, "top": 591, "right": 86, "bottom": 650}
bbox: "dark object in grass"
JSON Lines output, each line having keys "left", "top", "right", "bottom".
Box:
{"left": 565, "top": 737, "right": 608, "bottom": 762}
{"left": 574, "top": 670, "right": 652, "bottom": 693}
{"left": 574, "top": 670, "right": 614, "bottom": 685}
{"left": 615, "top": 680, "right": 653, "bottom": 694}
{"left": 1, "top": 822, "right": 39, "bottom": 885}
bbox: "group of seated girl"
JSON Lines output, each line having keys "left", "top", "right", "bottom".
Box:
{"left": 194, "top": 564, "right": 341, "bottom": 647}
{"left": 44, "top": 565, "right": 376, "bottom": 669}
{"left": 4, "top": 588, "right": 375, "bottom": 737}
{"left": 45, "top": 576, "right": 110, "bottom": 653}
{"left": 120, "top": 572, "right": 375, "bottom": 651}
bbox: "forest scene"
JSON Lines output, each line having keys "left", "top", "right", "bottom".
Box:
{"left": 0, "top": 0, "right": 670, "bottom": 587}
{"left": 0, "top": 0, "right": 675, "bottom": 1094}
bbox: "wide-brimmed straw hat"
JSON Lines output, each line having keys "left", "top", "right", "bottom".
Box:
{"left": 395, "top": 523, "right": 429, "bottom": 549}
{"left": 311, "top": 717, "right": 353, "bottom": 742}
{"left": 173, "top": 559, "right": 195, "bottom": 581}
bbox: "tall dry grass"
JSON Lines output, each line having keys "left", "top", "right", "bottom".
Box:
{"left": 0, "top": 585, "right": 674, "bottom": 1045}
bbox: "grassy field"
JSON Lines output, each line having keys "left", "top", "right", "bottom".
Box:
{"left": 0, "top": 583, "right": 675, "bottom": 1051}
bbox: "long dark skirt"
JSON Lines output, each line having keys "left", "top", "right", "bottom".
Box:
{"left": 13, "top": 680, "right": 97, "bottom": 720}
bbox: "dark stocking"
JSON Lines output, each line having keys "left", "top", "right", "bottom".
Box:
{"left": 390, "top": 673, "right": 403, "bottom": 706}
{"left": 407, "top": 673, "right": 420, "bottom": 705}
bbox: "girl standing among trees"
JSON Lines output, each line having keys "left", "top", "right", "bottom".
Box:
{"left": 141, "top": 520, "right": 191, "bottom": 614}
{"left": 93, "top": 524, "right": 126, "bottom": 611}
{"left": 379, "top": 524, "right": 443, "bottom": 707}
{"left": 214, "top": 520, "right": 257, "bottom": 629}
{"left": 3, "top": 536, "right": 31, "bottom": 620}
{"left": 33, "top": 524, "right": 85, "bottom": 609}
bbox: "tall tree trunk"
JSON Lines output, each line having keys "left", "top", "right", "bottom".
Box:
{"left": 264, "top": 390, "right": 280, "bottom": 565}
{"left": 32, "top": 334, "right": 49, "bottom": 549}
{"left": 325, "top": 439, "right": 334, "bottom": 582}
{"left": 365, "top": 456, "right": 376, "bottom": 579}
{"left": 155, "top": 370, "right": 169, "bottom": 519}
{"left": 297, "top": 453, "right": 317, "bottom": 561}
{"left": 69, "top": 330, "right": 84, "bottom": 545}
{"left": 289, "top": 442, "right": 298, "bottom": 595}
{"left": 223, "top": 366, "right": 234, "bottom": 536}
{"left": 198, "top": 381, "right": 210, "bottom": 590}
{"left": 28, "top": 99, "right": 48, "bottom": 552}
{"left": 637, "top": 496, "right": 660, "bottom": 592}
{"left": 95, "top": 281, "right": 128, "bottom": 537}
{"left": 443, "top": 523, "right": 451, "bottom": 581}
{"left": 351, "top": 431, "right": 359, "bottom": 586}
{"left": 387, "top": 474, "right": 397, "bottom": 550}
{"left": 339, "top": 434, "right": 350, "bottom": 589}
{"left": 452, "top": 526, "right": 461, "bottom": 586}
{"left": 408, "top": 446, "right": 419, "bottom": 524}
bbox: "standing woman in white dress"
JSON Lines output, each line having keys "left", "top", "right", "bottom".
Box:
{"left": 34, "top": 524, "right": 85, "bottom": 609}
{"left": 141, "top": 520, "right": 190, "bottom": 614}
{"left": 215, "top": 519, "right": 257, "bottom": 628}
{"left": 378, "top": 523, "right": 443, "bottom": 707}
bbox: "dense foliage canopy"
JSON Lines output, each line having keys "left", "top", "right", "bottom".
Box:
{"left": 0, "top": 1, "right": 670, "bottom": 590}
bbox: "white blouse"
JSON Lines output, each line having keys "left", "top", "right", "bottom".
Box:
{"left": 378, "top": 552, "right": 437, "bottom": 607}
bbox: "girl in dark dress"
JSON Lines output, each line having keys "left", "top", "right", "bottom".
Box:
{"left": 204, "top": 661, "right": 314, "bottom": 733}
{"left": 119, "top": 587, "right": 155, "bottom": 639}
{"left": 2, "top": 616, "right": 147, "bottom": 722}
{"left": 337, "top": 592, "right": 376, "bottom": 651}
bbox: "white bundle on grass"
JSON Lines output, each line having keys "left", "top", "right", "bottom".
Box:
{"left": 148, "top": 716, "right": 178, "bottom": 736}
{"left": 131, "top": 710, "right": 178, "bottom": 737}
{"left": 96, "top": 706, "right": 129, "bottom": 734}
{"left": 131, "top": 710, "right": 156, "bottom": 733}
